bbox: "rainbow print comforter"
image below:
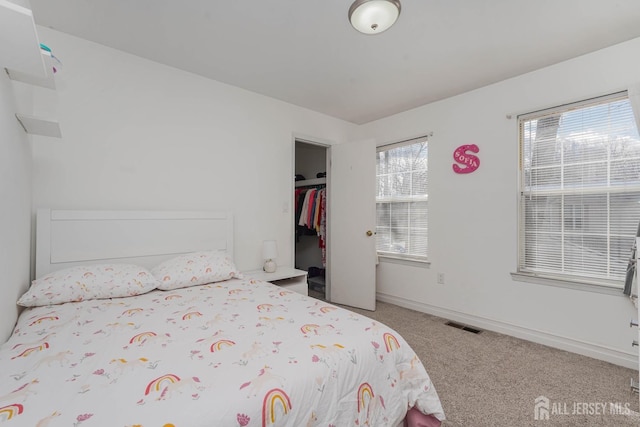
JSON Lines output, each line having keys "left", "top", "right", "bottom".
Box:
{"left": 0, "top": 278, "right": 444, "bottom": 426}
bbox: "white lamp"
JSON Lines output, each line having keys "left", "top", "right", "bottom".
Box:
{"left": 348, "top": 0, "right": 401, "bottom": 35}
{"left": 262, "top": 240, "right": 278, "bottom": 273}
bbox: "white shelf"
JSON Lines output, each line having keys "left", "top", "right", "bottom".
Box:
{"left": 6, "top": 50, "right": 56, "bottom": 89}
{"left": 1, "top": 1, "right": 61, "bottom": 138}
{"left": 0, "top": 0, "right": 47, "bottom": 78}
{"left": 295, "top": 177, "right": 326, "bottom": 187}
{"left": 15, "top": 114, "right": 62, "bottom": 138}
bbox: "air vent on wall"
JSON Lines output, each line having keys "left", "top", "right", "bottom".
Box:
{"left": 445, "top": 321, "right": 482, "bottom": 334}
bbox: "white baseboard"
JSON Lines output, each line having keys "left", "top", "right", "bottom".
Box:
{"left": 376, "top": 292, "right": 638, "bottom": 370}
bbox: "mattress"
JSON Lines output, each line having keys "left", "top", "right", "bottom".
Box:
{"left": 0, "top": 277, "right": 444, "bottom": 426}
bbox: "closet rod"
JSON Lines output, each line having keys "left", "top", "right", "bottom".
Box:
{"left": 295, "top": 177, "right": 326, "bottom": 188}
{"left": 295, "top": 184, "right": 326, "bottom": 190}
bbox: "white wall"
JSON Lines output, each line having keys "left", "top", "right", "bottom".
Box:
{"left": 0, "top": 70, "right": 33, "bottom": 342}
{"left": 354, "top": 37, "right": 640, "bottom": 368}
{"left": 31, "top": 28, "right": 355, "bottom": 272}
{"left": 22, "top": 27, "right": 640, "bottom": 367}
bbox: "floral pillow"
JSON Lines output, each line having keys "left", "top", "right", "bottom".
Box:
{"left": 152, "top": 251, "right": 242, "bottom": 290}
{"left": 17, "top": 264, "right": 160, "bottom": 307}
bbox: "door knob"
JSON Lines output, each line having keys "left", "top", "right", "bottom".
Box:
{"left": 366, "top": 230, "right": 374, "bottom": 236}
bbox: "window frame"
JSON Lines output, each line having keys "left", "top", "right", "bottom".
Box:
{"left": 375, "top": 136, "right": 429, "bottom": 264}
{"left": 514, "top": 91, "right": 640, "bottom": 293}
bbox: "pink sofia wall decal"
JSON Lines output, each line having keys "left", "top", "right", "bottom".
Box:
{"left": 452, "top": 144, "right": 480, "bottom": 174}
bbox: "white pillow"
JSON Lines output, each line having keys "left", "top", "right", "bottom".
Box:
{"left": 18, "top": 264, "right": 160, "bottom": 307}
{"left": 152, "top": 251, "right": 242, "bottom": 290}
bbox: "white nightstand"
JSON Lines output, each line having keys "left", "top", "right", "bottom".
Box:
{"left": 243, "top": 267, "right": 308, "bottom": 296}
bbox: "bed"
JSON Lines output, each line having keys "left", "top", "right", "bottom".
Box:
{"left": 0, "top": 209, "right": 444, "bottom": 426}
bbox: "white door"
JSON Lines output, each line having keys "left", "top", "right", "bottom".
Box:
{"left": 328, "top": 139, "right": 377, "bottom": 310}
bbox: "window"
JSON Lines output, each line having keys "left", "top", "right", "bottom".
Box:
{"left": 518, "top": 93, "right": 640, "bottom": 288}
{"left": 376, "top": 136, "right": 428, "bottom": 261}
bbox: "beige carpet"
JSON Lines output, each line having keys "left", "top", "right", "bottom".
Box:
{"left": 329, "top": 298, "right": 640, "bottom": 427}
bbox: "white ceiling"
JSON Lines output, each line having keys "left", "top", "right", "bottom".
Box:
{"left": 29, "top": 0, "right": 640, "bottom": 124}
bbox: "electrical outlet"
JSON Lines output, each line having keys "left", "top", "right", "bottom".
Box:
{"left": 437, "top": 273, "right": 445, "bottom": 284}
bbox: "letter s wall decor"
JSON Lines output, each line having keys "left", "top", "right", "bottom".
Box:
{"left": 452, "top": 144, "right": 480, "bottom": 174}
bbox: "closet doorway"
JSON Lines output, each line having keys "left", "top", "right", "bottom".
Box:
{"left": 294, "top": 139, "right": 329, "bottom": 301}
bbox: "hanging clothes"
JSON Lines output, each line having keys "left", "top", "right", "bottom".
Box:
{"left": 298, "top": 189, "right": 313, "bottom": 227}
{"left": 296, "top": 186, "right": 324, "bottom": 230}
{"left": 294, "top": 185, "right": 327, "bottom": 266}
{"left": 318, "top": 188, "right": 326, "bottom": 267}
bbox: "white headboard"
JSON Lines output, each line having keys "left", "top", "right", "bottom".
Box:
{"left": 35, "top": 209, "right": 234, "bottom": 279}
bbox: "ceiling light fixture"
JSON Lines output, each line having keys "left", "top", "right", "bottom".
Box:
{"left": 348, "top": 0, "right": 401, "bottom": 35}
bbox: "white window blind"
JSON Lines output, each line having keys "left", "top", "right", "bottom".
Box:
{"left": 518, "top": 93, "right": 640, "bottom": 287}
{"left": 376, "top": 136, "right": 428, "bottom": 260}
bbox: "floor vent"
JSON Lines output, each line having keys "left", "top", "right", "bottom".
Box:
{"left": 445, "top": 321, "right": 482, "bottom": 334}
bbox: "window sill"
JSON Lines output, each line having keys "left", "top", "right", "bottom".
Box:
{"left": 510, "top": 272, "right": 624, "bottom": 296}
{"left": 377, "top": 255, "right": 430, "bottom": 268}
